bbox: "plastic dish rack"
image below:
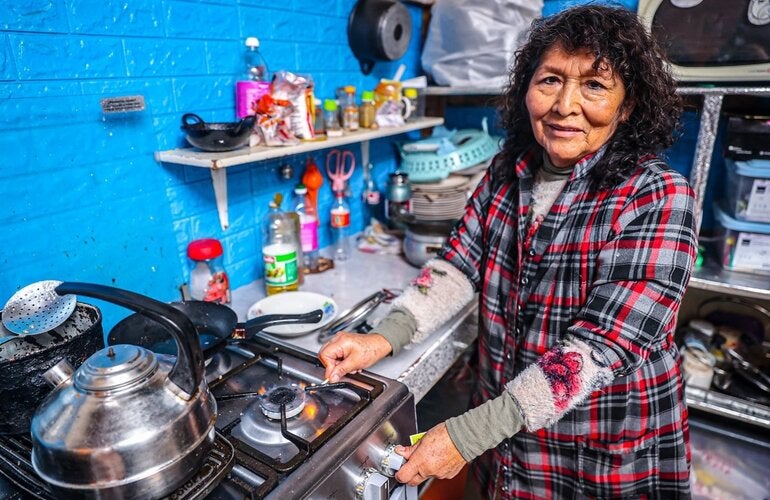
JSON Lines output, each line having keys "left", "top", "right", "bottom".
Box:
{"left": 398, "top": 120, "right": 501, "bottom": 183}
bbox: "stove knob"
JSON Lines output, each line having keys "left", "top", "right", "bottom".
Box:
{"left": 355, "top": 467, "right": 389, "bottom": 500}
{"left": 381, "top": 443, "right": 406, "bottom": 476}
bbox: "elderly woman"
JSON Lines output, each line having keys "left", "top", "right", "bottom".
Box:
{"left": 319, "top": 5, "right": 697, "bottom": 498}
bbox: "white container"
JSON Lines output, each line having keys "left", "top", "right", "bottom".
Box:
{"left": 715, "top": 204, "right": 770, "bottom": 275}
{"left": 725, "top": 158, "right": 770, "bottom": 222}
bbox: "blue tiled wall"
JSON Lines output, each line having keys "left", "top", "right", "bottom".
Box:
{"left": 1, "top": 0, "right": 425, "bottom": 327}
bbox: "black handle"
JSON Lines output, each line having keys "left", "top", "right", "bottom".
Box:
{"left": 181, "top": 113, "right": 204, "bottom": 128}
{"left": 233, "top": 114, "right": 257, "bottom": 135}
{"left": 55, "top": 282, "right": 204, "bottom": 398}
{"left": 243, "top": 309, "right": 324, "bottom": 337}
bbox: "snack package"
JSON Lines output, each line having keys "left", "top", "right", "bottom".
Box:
{"left": 250, "top": 94, "right": 298, "bottom": 147}
{"left": 271, "top": 71, "right": 314, "bottom": 140}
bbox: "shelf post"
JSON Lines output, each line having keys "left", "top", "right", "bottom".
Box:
{"left": 688, "top": 93, "right": 724, "bottom": 233}
{"left": 210, "top": 168, "right": 229, "bottom": 230}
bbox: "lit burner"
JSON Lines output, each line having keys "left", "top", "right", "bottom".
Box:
{"left": 259, "top": 385, "right": 306, "bottom": 420}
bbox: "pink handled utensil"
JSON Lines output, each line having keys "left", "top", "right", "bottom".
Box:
{"left": 325, "top": 149, "right": 355, "bottom": 193}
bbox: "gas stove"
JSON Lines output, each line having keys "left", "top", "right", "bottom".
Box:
{"left": 0, "top": 336, "right": 418, "bottom": 499}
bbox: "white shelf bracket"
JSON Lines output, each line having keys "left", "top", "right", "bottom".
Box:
{"left": 210, "top": 168, "right": 229, "bottom": 230}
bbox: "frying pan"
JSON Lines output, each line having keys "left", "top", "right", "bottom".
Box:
{"left": 108, "top": 300, "right": 322, "bottom": 358}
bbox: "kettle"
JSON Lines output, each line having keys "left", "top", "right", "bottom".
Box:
{"left": 30, "top": 282, "right": 216, "bottom": 499}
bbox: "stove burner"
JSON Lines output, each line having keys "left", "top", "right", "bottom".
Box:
{"left": 259, "top": 385, "right": 306, "bottom": 419}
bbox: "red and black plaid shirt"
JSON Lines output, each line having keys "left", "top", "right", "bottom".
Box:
{"left": 440, "top": 149, "right": 697, "bottom": 498}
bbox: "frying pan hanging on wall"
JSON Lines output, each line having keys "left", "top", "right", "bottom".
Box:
{"left": 348, "top": 0, "right": 412, "bottom": 75}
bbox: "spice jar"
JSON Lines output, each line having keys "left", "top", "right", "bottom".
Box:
{"left": 187, "top": 238, "right": 231, "bottom": 304}
{"left": 359, "top": 90, "right": 376, "bottom": 129}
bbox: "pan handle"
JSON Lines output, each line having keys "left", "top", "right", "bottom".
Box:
{"left": 55, "top": 282, "right": 204, "bottom": 399}
{"left": 242, "top": 309, "right": 324, "bottom": 337}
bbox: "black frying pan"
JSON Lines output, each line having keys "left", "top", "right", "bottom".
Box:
{"left": 108, "top": 300, "right": 322, "bottom": 358}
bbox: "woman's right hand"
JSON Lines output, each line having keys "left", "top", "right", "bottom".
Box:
{"left": 318, "top": 332, "right": 393, "bottom": 383}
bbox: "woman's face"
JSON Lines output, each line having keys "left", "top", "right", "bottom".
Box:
{"left": 526, "top": 44, "right": 630, "bottom": 168}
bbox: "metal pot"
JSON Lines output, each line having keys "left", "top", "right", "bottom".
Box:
{"left": 348, "top": 0, "right": 412, "bottom": 74}
{"left": 403, "top": 220, "right": 454, "bottom": 267}
{"left": 0, "top": 303, "right": 103, "bottom": 435}
{"left": 181, "top": 113, "right": 256, "bottom": 152}
{"left": 30, "top": 282, "right": 216, "bottom": 499}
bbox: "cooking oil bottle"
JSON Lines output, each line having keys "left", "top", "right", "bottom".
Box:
{"left": 262, "top": 193, "right": 300, "bottom": 295}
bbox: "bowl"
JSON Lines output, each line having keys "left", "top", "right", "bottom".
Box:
{"left": 181, "top": 113, "right": 256, "bottom": 152}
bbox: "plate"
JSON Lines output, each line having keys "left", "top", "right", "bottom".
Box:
{"left": 246, "top": 292, "right": 338, "bottom": 337}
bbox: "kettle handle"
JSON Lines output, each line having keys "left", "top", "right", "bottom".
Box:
{"left": 181, "top": 113, "right": 204, "bottom": 128}
{"left": 55, "top": 282, "right": 203, "bottom": 399}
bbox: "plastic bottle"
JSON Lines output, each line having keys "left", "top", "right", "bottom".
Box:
{"left": 323, "top": 99, "right": 343, "bottom": 137}
{"left": 330, "top": 192, "right": 351, "bottom": 261}
{"left": 262, "top": 194, "right": 300, "bottom": 295}
{"left": 340, "top": 86, "right": 360, "bottom": 132}
{"left": 359, "top": 90, "right": 376, "bottom": 129}
{"left": 187, "top": 238, "right": 231, "bottom": 304}
{"left": 236, "top": 37, "right": 271, "bottom": 119}
{"left": 293, "top": 184, "right": 320, "bottom": 272}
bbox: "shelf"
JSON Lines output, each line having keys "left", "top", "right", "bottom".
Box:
{"left": 686, "top": 386, "right": 770, "bottom": 430}
{"left": 689, "top": 259, "right": 770, "bottom": 300}
{"left": 424, "top": 86, "right": 502, "bottom": 96}
{"left": 154, "top": 117, "right": 444, "bottom": 229}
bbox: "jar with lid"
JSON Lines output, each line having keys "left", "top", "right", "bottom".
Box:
{"left": 359, "top": 90, "right": 376, "bottom": 129}
{"left": 187, "top": 238, "right": 231, "bottom": 304}
{"left": 385, "top": 172, "right": 412, "bottom": 230}
{"left": 323, "top": 99, "right": 343, "bottom": 137}
{"left": 340, "top": 86, "right": 359, "bottom": 132}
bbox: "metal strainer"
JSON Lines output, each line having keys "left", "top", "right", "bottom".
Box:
{"left": 2, "top": 280, "right": 77, "bottom": 335}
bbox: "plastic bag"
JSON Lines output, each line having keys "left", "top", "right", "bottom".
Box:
{"left": 421, "top": 0, "right": 543, "bottom": 87}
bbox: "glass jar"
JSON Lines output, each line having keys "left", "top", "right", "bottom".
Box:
{"left": 187, "top": 238, "right": 231, "bottom": 304}
{"left": 359, "top": 90, "right": 376, "bottom": 129}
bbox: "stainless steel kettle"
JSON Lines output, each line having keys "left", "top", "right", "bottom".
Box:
{"left": 30, "top": 282, "right": 216, "bottom": 499}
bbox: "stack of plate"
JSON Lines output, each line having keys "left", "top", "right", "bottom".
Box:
{"left": 411, "top": 175, "right": 473, "bottom": 221}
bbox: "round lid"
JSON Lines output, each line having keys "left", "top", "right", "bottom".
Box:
{"left": 323, "top": 99, "right": 338, "bottom": 112}
{"left": 404, "top": 88, "right": 418, "bottom": 98}
{"left": 362, "top": 90, "right": 375, "bottom": 101}
{"left": 294, "top": 183, "right": 307, "bottom": 194}
{"left": 74, "top": 344, "right": 159, "bottom": 392}
{"left": 344, "top": 85, "right": 356, "bottom": 93}
{"left": 187, "top": 238, "right": 224, "bottom": 260}
{"left": 245, "top": 36, "right": 260, "bottom": 48}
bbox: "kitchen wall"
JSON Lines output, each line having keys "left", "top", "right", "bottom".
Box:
{"left": 1, "top": 0, "right": 639, "bottom": 328}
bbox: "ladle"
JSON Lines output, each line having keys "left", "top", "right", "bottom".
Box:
{"left": 1, "top": 280, "right": 77, "bottom": 335}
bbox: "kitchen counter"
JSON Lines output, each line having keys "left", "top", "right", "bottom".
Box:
{"left": 230, "top": 240, "right": 478, "bottom": 403}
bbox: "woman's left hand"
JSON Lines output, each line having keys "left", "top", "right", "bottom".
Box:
{"left": 394, "top": 422, "right": 467, "bottom": 486}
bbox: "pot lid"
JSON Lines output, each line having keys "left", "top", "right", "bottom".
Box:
{"left": 74, "top": 344, "right": 158, "bottom": 392}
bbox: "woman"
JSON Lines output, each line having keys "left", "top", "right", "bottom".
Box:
{"left": 319, "top": 5, "right": 697, "bottom": 498}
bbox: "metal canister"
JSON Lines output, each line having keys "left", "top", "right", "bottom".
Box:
{"left": 385, "top": 172, "right": 412, "bottom": 229}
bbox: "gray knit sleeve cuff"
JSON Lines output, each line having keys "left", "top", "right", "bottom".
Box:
{"left": 444, "top": 391, "right": 523, "bottom": 462}
{"left": 372, "top": 308, "right": 417, "bottom": 355}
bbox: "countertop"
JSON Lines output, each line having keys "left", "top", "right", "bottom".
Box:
{"left": 230, "top": 240, "right": 478, "bottom": 403}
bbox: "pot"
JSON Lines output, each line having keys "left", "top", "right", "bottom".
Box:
{"left": 348, "top": 0, "right": 412, "bottom": 74}
{"left": 403, "top": 219, "right": 455, "bottom": 267}
{"left": 0, "top": 303, "right": 103, "bottom": 435}
{"left": 30, "top": 282, "right": 216, "bottom": 499}
{"left": 107, "top": 300, "right": 323, "bottom": 358}
{"left": 181, "top": 113, "right": 256, "bottom": 152}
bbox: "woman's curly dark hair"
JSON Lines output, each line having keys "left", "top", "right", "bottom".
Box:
{"left": 497, "top": 4, "right": 682, "bottom": 190}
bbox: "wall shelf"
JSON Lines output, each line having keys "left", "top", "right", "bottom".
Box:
{"left": 154, "top": 117, "right": 444, "bottom": 229}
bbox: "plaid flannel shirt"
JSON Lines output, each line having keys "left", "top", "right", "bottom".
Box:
{"left": 439, "top": 149, "right": 697, "bottom": 499}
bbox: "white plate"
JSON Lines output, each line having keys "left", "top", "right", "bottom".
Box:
{"left": 246, "top": 292, "right": 338, "bottom": 337}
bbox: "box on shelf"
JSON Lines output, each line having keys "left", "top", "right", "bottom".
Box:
{"left": 725, "top": 158, "right": 770, "bottom": 223}
{"left": 714, "top": 204, "right": 770, "bottom": 276}
{"left": 725, "top": 116, "right": 770, "bottom": 160}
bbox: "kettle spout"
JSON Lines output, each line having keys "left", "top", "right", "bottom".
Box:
{"left": 43, "top": 359, "right": 74, "bottom": 388}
